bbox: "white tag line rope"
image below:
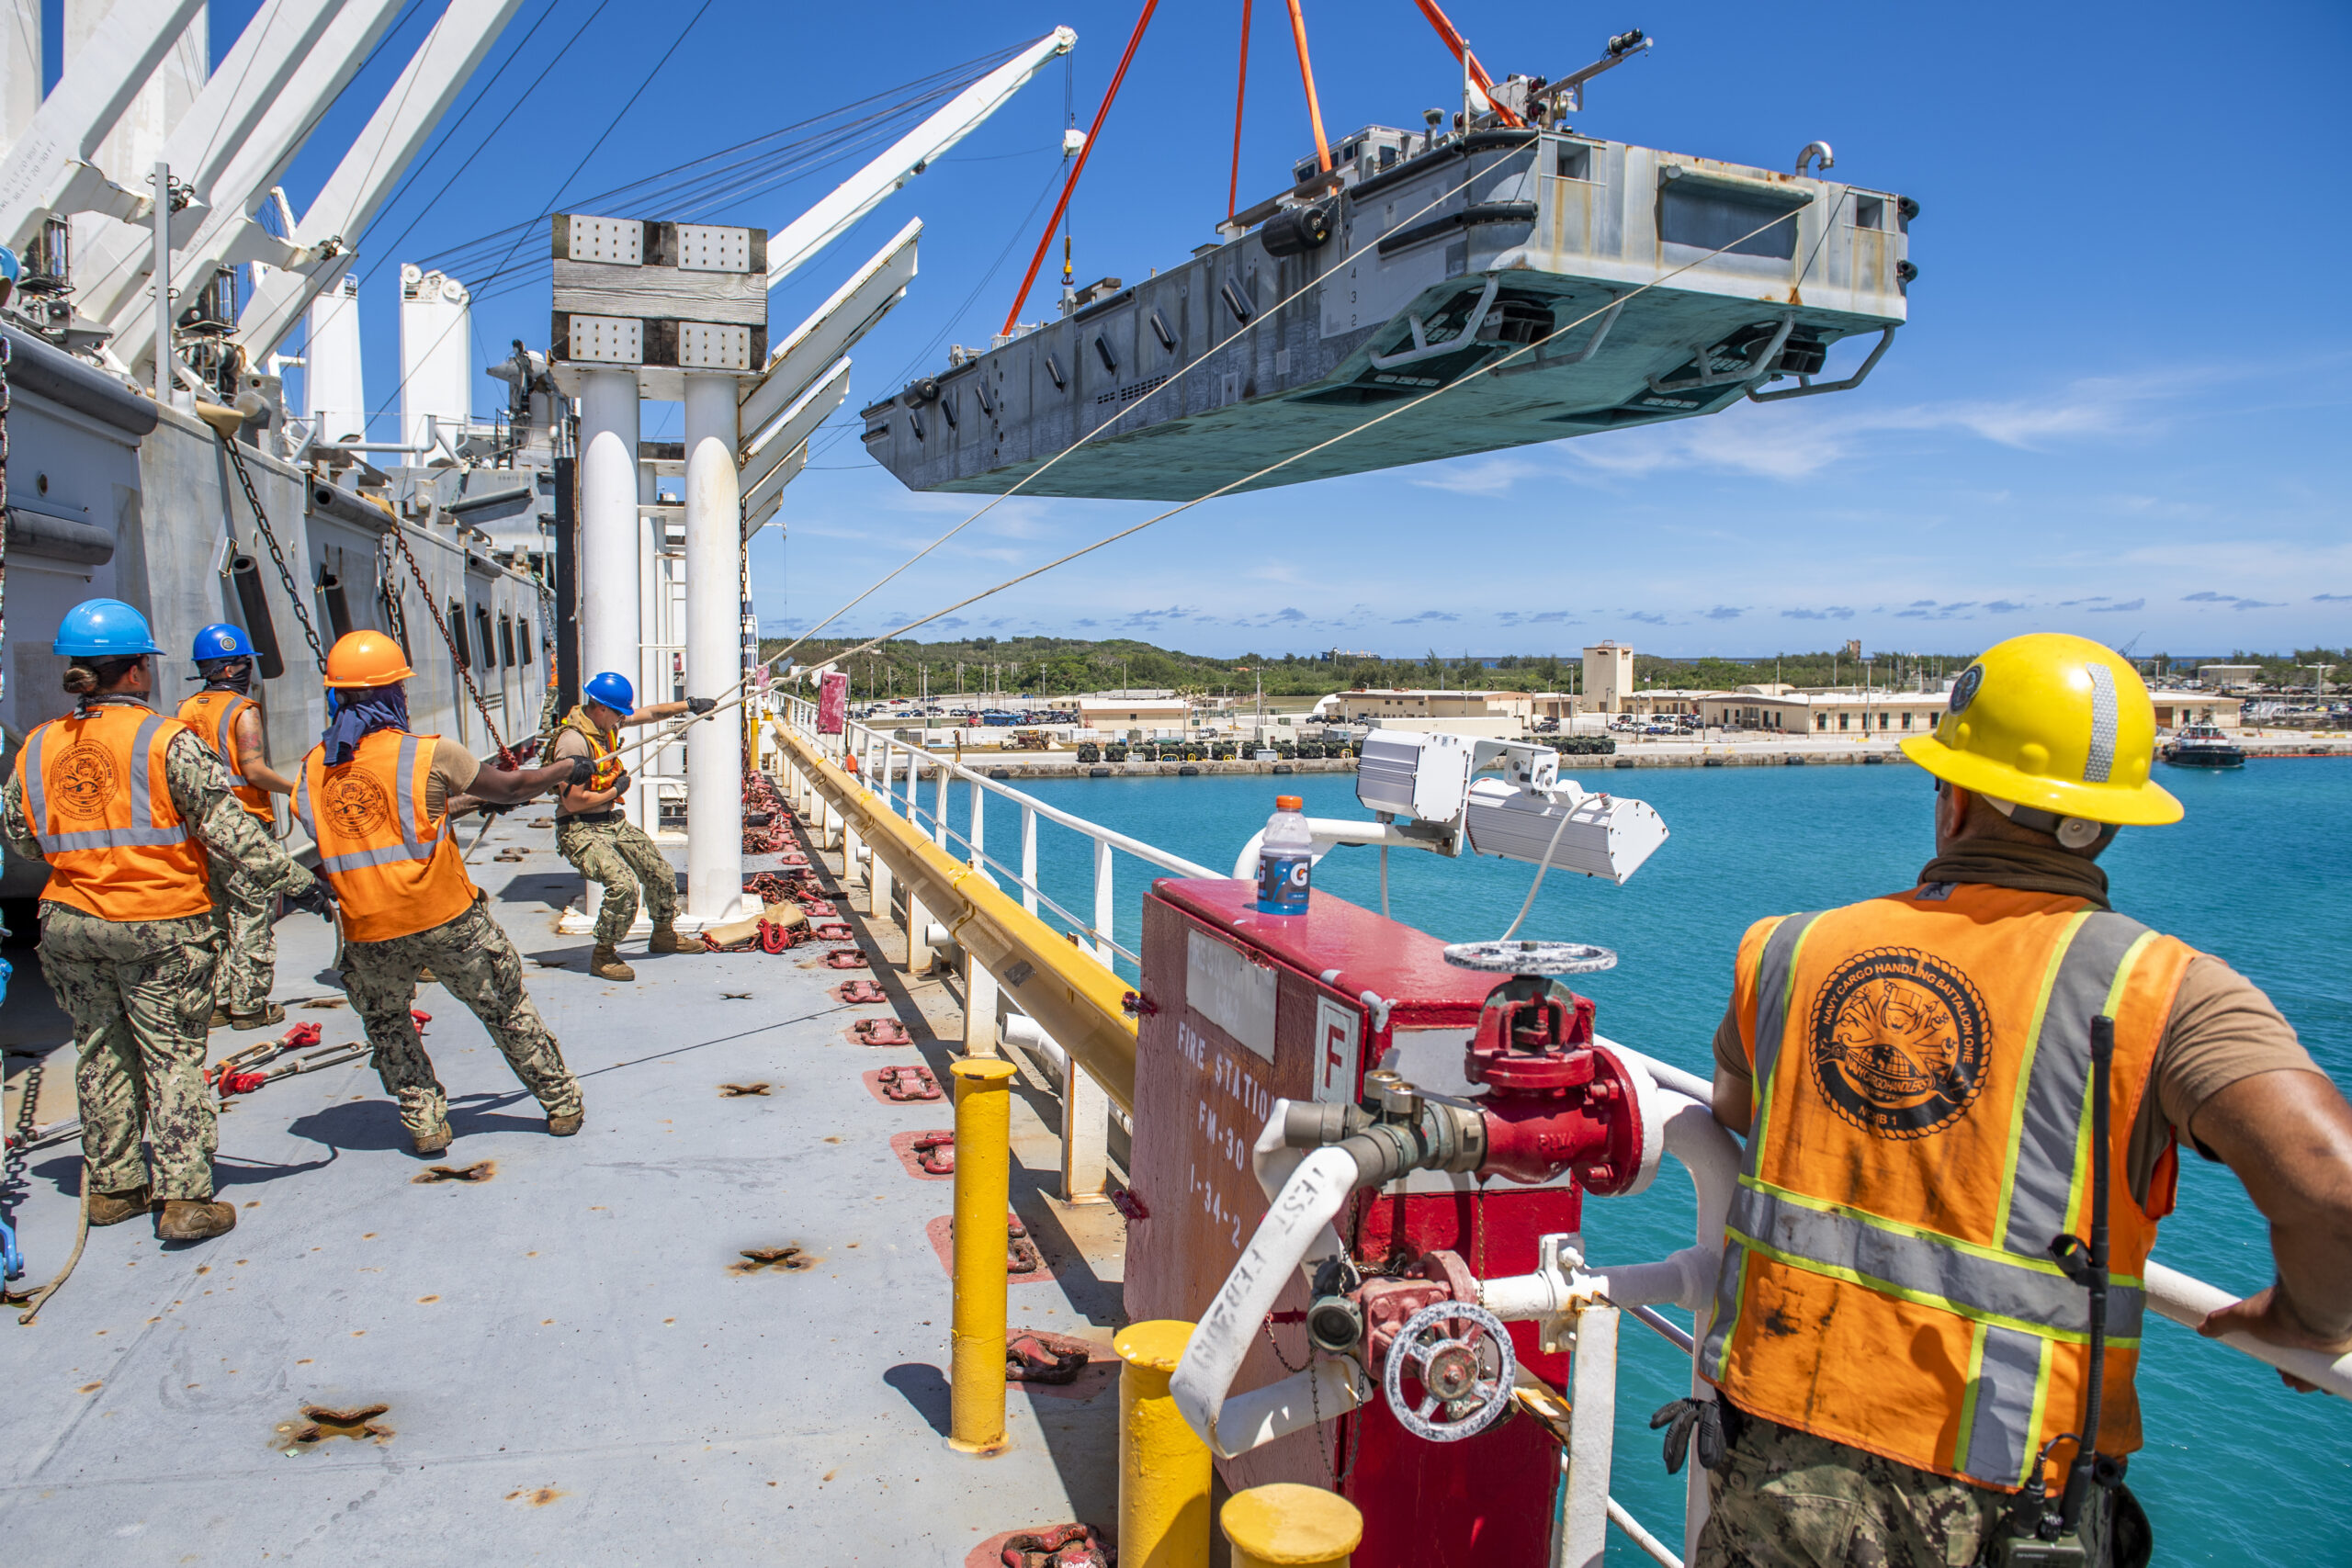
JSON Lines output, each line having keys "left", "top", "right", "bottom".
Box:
{"left": 589, "top": 198, "right": 1816, "bottom": 771}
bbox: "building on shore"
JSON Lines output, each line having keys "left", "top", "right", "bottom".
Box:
{"left": 1329, "top": 688, "right": 1537, "bottom": 726}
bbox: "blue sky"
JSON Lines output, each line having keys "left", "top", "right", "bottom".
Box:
{"left": 175, "top": 0, "right": 2352, "bottom": 658}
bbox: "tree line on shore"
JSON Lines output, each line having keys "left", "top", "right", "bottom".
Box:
{"left": 759, "top": 635, "right": 2352, "bottom": 704}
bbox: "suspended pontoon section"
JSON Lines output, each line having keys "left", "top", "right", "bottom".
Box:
{"left": 864, "top": 128, "right": 1913, "bottom": 501}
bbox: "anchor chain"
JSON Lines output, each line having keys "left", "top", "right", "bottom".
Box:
{"left": 381, "top": 518, "right": 515, "bottom": 768}
{"left": 216, "top": 433, "right": 325, "bottom": 671}
{"left": 375, "top": 531, "right": 413, "bottom": 662}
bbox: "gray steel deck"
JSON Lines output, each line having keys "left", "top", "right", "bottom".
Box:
{"left": 1, "top": 818, "right": 1126, "bottom": 1565}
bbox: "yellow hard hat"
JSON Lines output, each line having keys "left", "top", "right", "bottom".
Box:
{"left": 1899, "top": 633, "right": 2181, "bottom": 828}
{"left": 322, "top": 629, "right": 417, "bottom": 689}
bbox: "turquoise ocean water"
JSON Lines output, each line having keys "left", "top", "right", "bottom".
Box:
{"left": 894, "top": 757, "right": 2349, "bottom": 1563}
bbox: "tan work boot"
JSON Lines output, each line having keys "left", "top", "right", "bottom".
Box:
{"left": 648, "top": 923, "right": 699, "bottom": 955}
{"left": 546, "top": 1109, "right": 583, "bottom": 1137}
{"left": 589, "top": 945, "right": 635, "bottom": 981}
{"left": 208, "top": 1007, "right": 230, "bottom": 1030}
{"left": 156, "top": 1199, "right": 236, "bottom": 1242}
{"left": 412, "top": 1119, "right": 452, "bottom": 1157}
{"left": 416, "top": 965, "right": 437, "bottom": 986}
{"left": 87, "top": 1186, "right": 152, "bottom": 1226}
{"left": 226, "top": 1000, "right": 287, "bottom": 1030}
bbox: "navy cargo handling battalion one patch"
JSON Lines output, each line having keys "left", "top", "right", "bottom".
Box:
{"left": 1948, "top": 663, "right": 1984, "bottom": 715}
{"left": 1807, "top": 947, "right": 1990, "bottom": 1139}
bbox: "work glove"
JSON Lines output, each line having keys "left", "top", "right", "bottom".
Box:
{"left": 565, "top": 756, "right": 596, "bottom": 788}
{"left": 687, "top": 697, "right": 718, "bottom": 716}
{"left": 284, "top": 880, "right": 339, "bottom": 920}
{"left": 608, "top": 768, "right": 631, "bottom": 795}
{"left": 1649, "top": 1397, "right": 1726, "bottom": 1475}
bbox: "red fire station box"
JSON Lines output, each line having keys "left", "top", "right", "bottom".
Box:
{"left": 1125, "top": 879, "right": 1581, "bottom": 1568}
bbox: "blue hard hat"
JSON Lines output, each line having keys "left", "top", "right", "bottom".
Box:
{"left": 583, "top": 671, "right": 635, "bottom": 716}
{"left": 191, "top": 622, "right": 256, "bottom": 660}
{"left": 52, "top": 598, "right": 163, "bottom": 657}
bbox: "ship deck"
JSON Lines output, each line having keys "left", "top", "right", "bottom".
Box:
{"left": 0, "top": 814, "right": 1131, "bottom": 1566}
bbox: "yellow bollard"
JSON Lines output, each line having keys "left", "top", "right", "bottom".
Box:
{"left": 948, "top": 1056, "right": 1017, "bottom": 1454}
{"left": 1114, "top": 1320, "right": 1211, "bottom": 1568}
{"left": 1221, "top": 1483, "right": 1363, "bottom": 1568}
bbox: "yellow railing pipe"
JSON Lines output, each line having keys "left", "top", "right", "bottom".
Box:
{"left": 775, "top": 722, "right": 1139, "bottom": 1113}
{"left": 1221, "top": 1484, "right": 1363, "bottom": 1568}
{"left": 1116, "top": 1321, "right": 1211, "bottom": 1567}
{"left": 948, "top": 1056, "right": 1017, "bottom": 1454}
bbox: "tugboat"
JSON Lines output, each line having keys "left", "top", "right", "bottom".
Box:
{"left": 2162, "top": 722, "right": 2247, "bottom": 768}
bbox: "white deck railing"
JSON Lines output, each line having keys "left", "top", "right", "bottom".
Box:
{"left": 782, "top": 698, "right": 1214, "bottom": 968}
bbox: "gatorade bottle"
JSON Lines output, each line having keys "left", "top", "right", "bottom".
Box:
{"left": 1256, "top": 795, "right": 1313, "bottom": 916}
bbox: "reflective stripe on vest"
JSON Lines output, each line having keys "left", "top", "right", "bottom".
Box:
{"left": 1996, "top": 919, "right": 2160, "bottom": 1258}
{"left": 1724, "top": 1180, "right": 2146, "bottom": 1342}
{"left": 1703, "top": 890, "right": 2178, "bottom": 1493}
{"left": 208, "top": 694, "right": 250, "bottom": 785}
{"left": 21, "top": 712, "right": 192, "bottom": 851}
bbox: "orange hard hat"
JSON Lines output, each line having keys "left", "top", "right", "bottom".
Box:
{"left": 323, "top": 629, "right": 417, "bottom": 689}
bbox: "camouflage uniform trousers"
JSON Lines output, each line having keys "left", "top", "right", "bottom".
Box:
{"left": 205, "top": 847, "right": 277, "bottom": 1017}
{"left": 556, "top": 814, "right": 679, "bottom": 947}
{"left": 339, "top": 894, "right": 582, "bottom": 1137}
{"left": 1694, "top": 1406, "right": 2118, "bottom": 1568}
{"left": 37, "top": 902, "right": 223, "bottom": 1201}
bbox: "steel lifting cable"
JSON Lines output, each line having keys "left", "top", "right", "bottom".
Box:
{"left": 381, "top": 521, "right": 516, "bottom": 768}
{"left": 217, "top": 433, "right": 326, "bottom": 672}
{"left": 1001, "top": 0, "right": 1162, "bottom": 335}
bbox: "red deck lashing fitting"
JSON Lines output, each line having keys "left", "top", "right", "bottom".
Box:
{"left": 833, "top": 979, "right": 887, "bottom": 1004}
{"left": 881, "top": 1066, "right": 941, "bottom": 1101}
{"left": 853, "top": 1018, "right": 912, "bottom": 1045}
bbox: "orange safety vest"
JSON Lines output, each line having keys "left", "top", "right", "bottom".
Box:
{"left": 177, "top": 688, "right": 272, "bottom": 818}
{"left": 14, "top": 702, "right": 211, "bottom": 920}
{"left": 557, "top": 705, "right": 622, "bottom": 809}
{"left": 296, "top": 728, "right": 475, "bottom": 943}
{"left": 1701, "top": 881, "right": 2196, "bottom": 1494}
